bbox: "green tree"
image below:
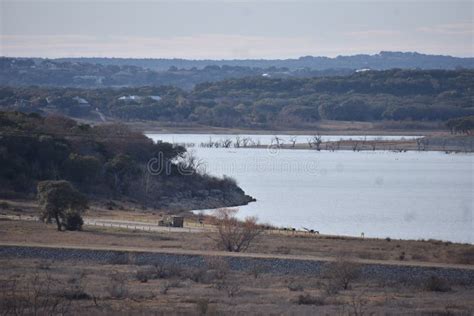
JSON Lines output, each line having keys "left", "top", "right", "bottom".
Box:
{"left": 63, "top": 153, "right": 102, "bottom": 185}
{"left": 105, "top": 154, "right": 140, "bottom": 194}
{"left": 37, "top": 180, "right": 88, "bottom": 231}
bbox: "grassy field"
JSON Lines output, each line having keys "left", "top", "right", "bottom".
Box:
{"left": 1, "top": 198, "right": 473, "bottom": 314}
{"left": 1, "top": 197, "right": 474, "bottom": 267}
{"left": 1, "top": 249, "right": 473, "bottom": 315}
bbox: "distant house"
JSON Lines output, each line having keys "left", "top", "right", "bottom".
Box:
{"left": 118, "top": 95, "right": 141, "bottom": 101}
{"left": 14, "top": 99, "right": 31, "bottom": 108}
{"left": 118, "top": 95, "right": 161, "bottom": 102}
{"left": 73, "top": 96, "right": 90, "bottom": 108}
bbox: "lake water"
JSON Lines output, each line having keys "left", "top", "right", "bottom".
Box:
{"left": 147, "top": 134, "right": 473, "bottom": 243}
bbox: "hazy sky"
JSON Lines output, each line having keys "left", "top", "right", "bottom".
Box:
{"left": 1, "top": 0, "right": 472, "bottom": 59}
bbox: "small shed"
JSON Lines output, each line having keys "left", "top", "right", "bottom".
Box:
{"left": 171, "top": 216, "right": 184, "bottom": 228}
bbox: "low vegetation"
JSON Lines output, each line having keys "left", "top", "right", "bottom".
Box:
{"left": 1, "top": 257, "right": 472, "bottom": 315}
{"left": 210, "top": 208, "right": 264, "bottom": 252}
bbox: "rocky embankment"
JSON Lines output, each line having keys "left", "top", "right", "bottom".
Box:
{"left": 161, "top": 188, "right": 255, "bottom": 211}
{"left": 1, "top": 245, "right": 473, "bottom": 285}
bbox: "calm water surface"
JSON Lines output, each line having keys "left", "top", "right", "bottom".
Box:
{"left": 147, "top": 134, "right": 473, "bottom": 243}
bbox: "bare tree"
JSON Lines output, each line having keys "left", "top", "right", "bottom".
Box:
{"left": 177, "top": 151, "right": 205, "bottom": 175}
{"left": 221, "top": 138, "right": 232, "bottom": 148}
{"left": 234, "top": 136, "right": 241, "bottom": 148}
{"left": 289, "top": 136, "right": 297, "bottom": 148}
{"left": 352, "top": 142, "right": 360, "bottom": 152}
{"left": 241, "top": 137, "right": 252, "bottom": 147}
{"left": 210, "top": 208, "right": 264, "bottom": 252}
{"left": 308, "top": 135, "right": 322, "bottom": 151}
{"left": 0, "top": 269, "right": 73, "bottom": 315}
{"left": 271, "top": 136, "right": 284, "bottom": 148}
{"left": 322, "top": 259, "right": 361, "bottom": 293}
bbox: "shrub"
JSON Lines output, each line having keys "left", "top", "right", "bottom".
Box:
{"left": 287, "top": 280, "right": 304, "bottom": 292}
{"left": 456, "top": 249, "right": 474, "bottom": 265}
{"left": 108, "top": 251, "right": 135, "bottom": 265}
{"left": 296, "top": 293, "right": 326, "bottom": 305}
{"left": 210, "top": 208, "right": 264, "bottom": 252}
{"left": 425, "top": 276, "right": 451, "bottom": 292}
{"left": 160, "top": 280, "right": 180, "bottom": 295}
{"left": 135, "top": 268, "right": 150, "bottom": 283}
{"left": 249, "top": 262, "right": 267, "bottom": 279}
{"left": 62, "top": 290, "right": 91, "bottom": 300}
{"left": 106, "top": 272, "right": 128, "bottom": 299}
{"left": 215, "top": 279, "right": 240, "bottom": 298}
{"left": 322, "top": 259, "right": 361, "bottom": 293}
{"left": 0, "top": 201, "right": 10, "bottom": 209}
{"left": 195, "top": 298, "right": 210, "bottom": 315}
{"left": 0, "top": 270, "right": 73, "bottom": 315}
{"left": 62, "top": 211, "right": 84, "bottom": 231}
{"left": 184, "top": 267, "right": 207, "bottom": 283}
{"left": 205, "top": 256, "right": 229, "bottom": 280}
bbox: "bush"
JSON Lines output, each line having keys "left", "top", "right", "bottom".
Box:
{"left": 135, "top": 268, "right": 151, "bottom": 283}
{"left": 287, "top": 279, "right": 304, "bottom": 292}
{"left": 160, "top": 280, "right": 180, "bottom": 295}
{"left": 62, "top": 211, "right": 84, "bottom": 231}
{"left": 249, "top": 262, "right": 267, "bottom": 279}
{"left": 211, "top": 208, "right": 263, "bottom": 252}
{"left": 108, "top": 252, "right": 134, "bottom": 265}
{"left": 106, "top": 272, "right": 128, "bottom": 299}
{"left": 425, "top": 276, "right": 451, "bottom": 292}
{"left": 456, "top": 249, "right": 474, "bottom": 265}
{"left": 296, "top": 293, "right": 326, "bottom": 305}
{"left": 195, "top": 298, "right": 210, "bottom": 315}
{"left": 0, "top": 201, "right": 10, "bottom": 209}
{"left": 322, "top": 259, "right": 361, "bottom": 293}
{"left": 205, "top": 256, "right": 229, "bottom": 280}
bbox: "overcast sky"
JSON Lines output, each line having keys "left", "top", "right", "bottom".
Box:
{"left": 1, "top": 0, "right": 472, "bottom": 59}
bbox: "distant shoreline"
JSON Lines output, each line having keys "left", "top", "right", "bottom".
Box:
{"left": 126, "top": 120, "right": 446, "bottom": 137}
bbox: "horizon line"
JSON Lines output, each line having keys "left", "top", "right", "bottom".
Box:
{"left": 2, "top": 51, "right": 474, "bottom": 61}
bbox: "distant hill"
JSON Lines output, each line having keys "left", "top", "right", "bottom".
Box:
{"left": 1, "top": 69, "right": 473, "bottom": 128}
{"left": 50, "top": 51, "right": 474, "bottom": 71}
{"left": 1, "top": 51, "right": 472, "bottom": 90}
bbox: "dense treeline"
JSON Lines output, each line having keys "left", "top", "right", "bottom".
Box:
{"left": 0, "top": 57, "right": 352, "bottom": 90}
{"left": 0, "top": 69, "right": 473, "bottom": 128}
{"left": 0, "top": 111, "right": 253, "bottom": 209}
{"left": 40, "top": 51, "right": 474, "bottom": 71}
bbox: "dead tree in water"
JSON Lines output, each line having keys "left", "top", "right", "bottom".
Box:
{"left": 308, "top": 135, "right": 322, "bottom": 151}
{"left": 289, "top": 136, "right": 297, "bottom": 148}
{"left": 271, "top": 136, "right": 284, "bottom": 148}
{"left": 222, "top": 138, "right": 232, "bottom": 148}
{"left": 242, "top": 137, "right": 253, "bottom": 147}
{"left": 352, "top": 142, "right": 360, "bottom": 152}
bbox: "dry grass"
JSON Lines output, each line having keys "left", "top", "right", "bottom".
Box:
{"left": 0, "top": 219, "right": 472, "bottom": 267}
{"left": 1, "top": 257, "right": 473, "bottom": 315}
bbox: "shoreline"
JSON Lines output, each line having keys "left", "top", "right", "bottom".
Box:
{"left": 124, "top": 120, "right": 447, "bottom": 136}
{"left": 1, "top": 204, "right": 472, "bottom": 246}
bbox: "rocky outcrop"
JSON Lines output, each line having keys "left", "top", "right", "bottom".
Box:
{"left": 160, "top": 188, "right": 255, "bottom": 212}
